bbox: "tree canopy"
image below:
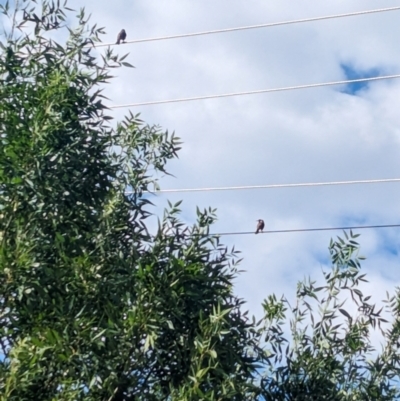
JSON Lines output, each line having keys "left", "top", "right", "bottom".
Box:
{"left": 260, "top": 232, "right": 400, "bottom": 400}
{"left": 0, "top": 1, "right": 400, "bottom": 400}
{"left": 0, "top": 1, "right": 263, "bottom": 399}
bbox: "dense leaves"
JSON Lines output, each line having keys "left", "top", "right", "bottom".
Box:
{"left": 0, "top": 1, "right": 263, "bottom": 400}
{"left": 260, "top": 231, "right": 400, "bottom": 400}
{"left": 1, "top": 1, "right": 400, "bottom": 400}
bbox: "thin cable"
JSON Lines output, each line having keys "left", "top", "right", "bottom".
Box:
{"left": 131, "top": 177, "right": 400, "bottom": 194}
{"left": 110, "top": 74, "right": 400, "bottom": 108}
{"left": 210, "top": 224, "right": 400, "bottom": 237}
{"left": 93, "top": 6, "right": 400, "bottom": 48}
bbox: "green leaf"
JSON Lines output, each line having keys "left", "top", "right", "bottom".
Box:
{"left": 121, "top": 61, "right": 135, "bottom": 68}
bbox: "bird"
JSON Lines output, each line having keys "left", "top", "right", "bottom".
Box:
{"left": 255, "top": 219, "right": 265, "bottom": 234}
{"left": 116, "top": 29, "right": 127, "bottom": 44}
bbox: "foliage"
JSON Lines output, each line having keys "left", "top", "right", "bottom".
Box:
{"left": 260, "top": 231, "right": 400, "bottom": 400}
{"left": 1, "top": 1, "right": 400, "bottom": 400}
{"left": 0, "top": 1, "right": 263, "bottom": 400}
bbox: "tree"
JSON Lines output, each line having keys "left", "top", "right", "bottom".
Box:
{"left": 2, "top": 2, "right": 400, "bottom": 401}
{"left": 0, "top": 1, "right": 264, "bottom": 399}
{"left": 260, "top": 231, "right": 400, "bottom": 400}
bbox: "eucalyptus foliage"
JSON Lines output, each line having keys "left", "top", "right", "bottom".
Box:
{"left": 0, "top": 1, "right": 263, "bottom": 400}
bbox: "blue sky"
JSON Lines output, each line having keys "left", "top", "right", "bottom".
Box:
{"left": 97, "top": 0, "right": 400, "bottom": 320}
{"left": 3, "top": 0, "right": 400, "bottom": 324}
{"left": 341, "top": 64, "right": 382, "bottom": 94}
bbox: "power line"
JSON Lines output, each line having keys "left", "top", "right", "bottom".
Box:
{"left": 210, "top": 224, "right": 400, "bottom": 237}
{"left": 132, "top": 177, "right": 400, "bottom": 194}
{"left": 110, "top": 74, "right": 400, "bottom": 108}
{"left": 93, "top": 6, "right": 400, "bottom": 48}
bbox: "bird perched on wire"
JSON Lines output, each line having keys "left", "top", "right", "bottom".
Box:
{"left": 255, "top": 219, "right": 265, "bottom": 234}
{"left": 116, "top": 29, "right": 127, "bottom": 44}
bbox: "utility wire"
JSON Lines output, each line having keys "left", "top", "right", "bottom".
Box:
{"left": 110, "top": 74, "right": 400, "bottom": 108}
{"left": 132, "top": 177, "right": 400, "bottom": 195}
{"left": 93, "top": 6, "right": 400, "bottom": 48}
{"left": 210, "top": 224, "right": 400, "bottom": 237}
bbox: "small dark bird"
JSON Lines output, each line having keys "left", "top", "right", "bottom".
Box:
{"left": 116, "top": 29, "right": 127, "bottom": 44}
{"left": 255, "top": 219, "right": 265, "bottom": 234}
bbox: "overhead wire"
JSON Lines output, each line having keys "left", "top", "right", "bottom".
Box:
{"left": 100, "top": 8, "right": 400, "bottom": 238}
{"left": 93, "top": 6, "right": 400, "bottom": 48}
{"left": 210, "top": 224, "right": 400, "bottom": 237}
{"left": 110, "top": 74, "right": 400, "bottom": 108}
{"left": 130, "top": 177, "right": 400, "bottom": 194}
{"left": 84, "top": 9, "right": 400, "bottom": 242}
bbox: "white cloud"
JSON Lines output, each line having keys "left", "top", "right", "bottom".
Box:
{"left": 69, "top": 0, "right": 400, "bottom": 325}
